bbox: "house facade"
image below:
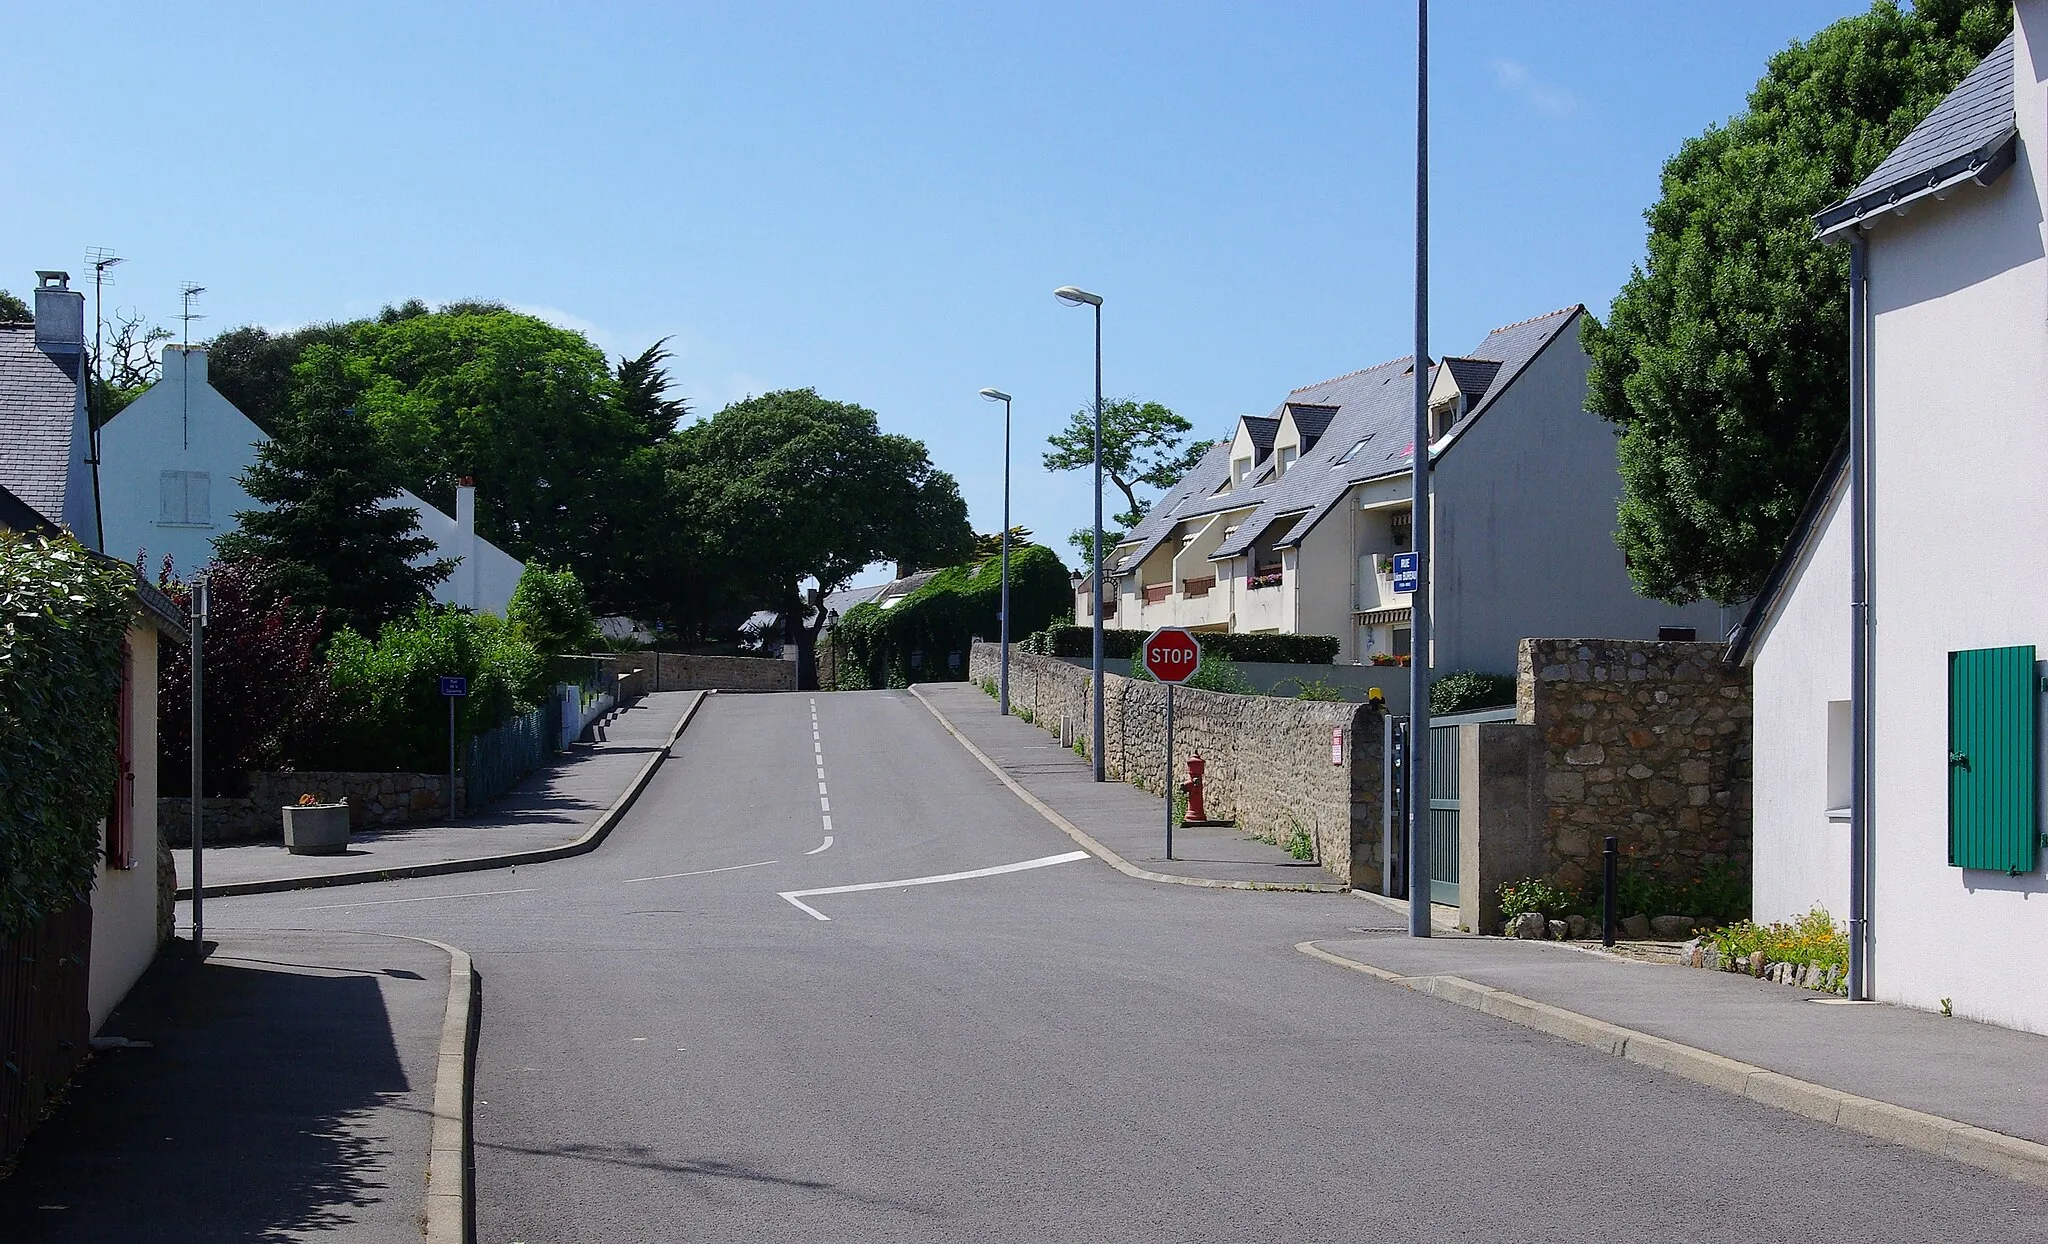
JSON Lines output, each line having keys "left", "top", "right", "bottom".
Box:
{"left": 1735, "top": 18, "right": 2048, "bottom": 1033}
{"left": 1098, "top": 308, "right": 1718, "bottom": 672}
{"left": 100, "top": 345, "right": 525, "bottom": 613}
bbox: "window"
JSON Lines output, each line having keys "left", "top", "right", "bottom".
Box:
{"left": 1947, "top": 645, "right": 2039, "bottom": 874}
{"left": 107, "top": 641, "right": 135, "bottom": 869}
{"left": 1390, "top": 510, "right": 1413, "bottom": 552}
{"left": 1825, "top": 700, "right": 1851, "bottom": 821}
{"left": 1391, "top": 627, "right": 1412, "bottom": 658}
{"left": 158, "top": 470, "right": 212, "bottom": 525}
{"left": 1277, "top": 446, "right": 1298, "bottom": 477}
{"left": 1334, "top": 434, "right": 1375, "bottom": 466}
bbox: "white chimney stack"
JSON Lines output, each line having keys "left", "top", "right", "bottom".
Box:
{"left": 455, "top": 479, "right": 478, "bottom": 610}
{"left": 33, "top": 271, "right": 84, "bottom": 363}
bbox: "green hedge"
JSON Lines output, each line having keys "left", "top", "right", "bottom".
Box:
{"left": 832, "top": 546, "right": 1072, "bottom": 690}
{"left": 325, "top": 603, "right": 548, "bottom": 772}
{"left": 1431, "top": 670, "right": 1517, "bottom": 715}
{"left": 0, "top": 534, "right": 136, "bottom": 935}
{"left": 1021, "top": 625, "right": 1340, "bottom": 665}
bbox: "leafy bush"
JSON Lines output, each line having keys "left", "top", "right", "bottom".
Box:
{"left": 1707, "top": 908, "right": 1847, "bottom": 977}
{"left": 1278, "top": 676, "right": 1346, "bottom": 702}
{"left": 0, "top": 533, "right": 135, "bottom": 935}
{"left": 154, "top": 556, "right": 334, "bottom": 797}
{"left": 325, "top": 604, "right": 547, "bottom": 772}
{"left": 508, "top": 563, "right": 602, "bottom": 657}
{"left": 1431, "top": 670, "right": 1516, "bottom": 716}
{"left": 1612, "top": 861, "right": 1749, "bottom": 925}
{"left": 832, "top": 545, "right": 1071, "bottom": 689}
{"left": 1022, "top": 625, "right": 1339, "bottom": 665}
{"left": 1498, "top": 876, "right": 1583, "bottom": 922}
{"left": 1286, "top": 824, "right": 1315, "bottom": 861}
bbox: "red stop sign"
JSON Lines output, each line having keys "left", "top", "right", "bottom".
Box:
{"left": 1141, "top": 626, "right": 1203, "bottom": 684}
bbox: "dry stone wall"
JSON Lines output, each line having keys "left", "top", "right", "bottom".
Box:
{"left": 1517, "top": 639, "right": 1751, "bottom": 890}
{"left": 158, "top": 770, "right": 466, "bottom": 845}
{"left": 971, "top": 644, "right": 1384, "bottom": 886}
{"left": 652, "top": 652, "right": 796, "bottom": 693}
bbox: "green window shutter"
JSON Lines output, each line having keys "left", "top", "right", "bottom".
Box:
{"left": 1948, "top": 645, "right": 2039, "bottom": 874}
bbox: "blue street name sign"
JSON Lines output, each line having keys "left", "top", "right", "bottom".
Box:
{"left": 1392, "top": 552, "right": 1420, "bottom": 595}
{"left": 439, "top": 676, "right": 470, "bottom": 698}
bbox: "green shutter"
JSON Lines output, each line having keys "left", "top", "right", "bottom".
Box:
{"left": 1948, "top": 645, "right": 2039, "bottom": 874}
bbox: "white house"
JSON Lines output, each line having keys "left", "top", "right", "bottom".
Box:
{"left": 1732, "top": 18, "right": 2048, "bottom": 1033}
{"left": 1096, "top": 308, "right": 1720, "bottom": 671}
{"left": 100, "top": 345, "right": 525, "bottom": 613}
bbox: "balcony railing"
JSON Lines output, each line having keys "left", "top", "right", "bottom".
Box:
{"left": 1182, "top": 575, "right": 1215, "bottom": 599}
{"left": 1143, "top": 582, "right": 1172, "bottom": 605}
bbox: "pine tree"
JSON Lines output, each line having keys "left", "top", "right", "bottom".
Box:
{"left": 214, "top": 345, "right": 454, "bottom": 636}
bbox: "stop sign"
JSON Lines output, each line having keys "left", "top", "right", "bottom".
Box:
{"left": 1141, "top": 626, "right": 1203, "bottom": 684}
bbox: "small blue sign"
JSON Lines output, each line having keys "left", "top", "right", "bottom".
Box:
{"left": 1391, "top": 552, "right": 1420, "bottom": 594}
{"left": 439, "top": 676, "right": 469, "bottom": 698}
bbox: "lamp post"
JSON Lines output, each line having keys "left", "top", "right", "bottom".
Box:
{"left": 189, "top": 573, "right": 208, "bottom": 958}
{"left": 979, "top": 387, "right": 1015, "bottom": 716}
{"left": 1054, "top": 285, "right": 1106, "bottom": 781}
{"left": 1407, "top": 0, "right": 1433, "bottom": 938}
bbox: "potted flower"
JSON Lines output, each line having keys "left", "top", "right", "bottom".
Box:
{"left": 283, "top": 793, "right": 351, "bottom": 855}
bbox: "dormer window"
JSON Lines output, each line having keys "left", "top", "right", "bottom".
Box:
{"left": 1430, "top": 397, "right": 1461, "bottom": 441}
{"left": 1277, "top": 446, "right": 1298, "bottom": 477}
{"left": 1233, "top": 457, "right": 1252, "bottom": 485}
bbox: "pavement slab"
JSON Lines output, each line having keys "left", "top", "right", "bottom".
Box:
{"left": 913, "top": 681, "right": 1341, "bottom": 887}
{"left": 1313, "top": 932, "right": 2048, "bottom": 1148}
{"left": 177, "top": 691, "right": 700, "bottom": 890}
{"left": 0, "top": 931, "right": 453, "bottom": 1243}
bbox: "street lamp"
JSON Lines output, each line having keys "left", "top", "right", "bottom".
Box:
{"left": 979, "top": 387, "right": 1014, "bottom": 717}
{"left": 1054, "top": 285, "right": 1106, "bottom": 781}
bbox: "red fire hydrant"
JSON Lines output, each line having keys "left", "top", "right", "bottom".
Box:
{"left": 1181, "top": 753, "right": 1208, "bottom": 823}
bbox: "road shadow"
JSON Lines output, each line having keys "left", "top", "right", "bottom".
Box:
{"left": 0, "top": 940, "right": 412, "bottom": 1243}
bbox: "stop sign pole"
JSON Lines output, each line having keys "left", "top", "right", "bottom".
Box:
{"left": 1142, "top": 627, "right": 1201, "bottom": 859}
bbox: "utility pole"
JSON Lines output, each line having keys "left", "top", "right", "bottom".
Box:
{"left": 189, "top": 574, "right": 208, "bottom": 958}
{"left": 1406, "top": 0, "right": 1434, "bottom": 939}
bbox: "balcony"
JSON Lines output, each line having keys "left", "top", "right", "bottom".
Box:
{"left": 1142, "top": 582, "right": 1172, "bottom": 605}
{"left": 1182, "top": 575, "right": 1215, "bottom": 599}
{"left": 1246, "top": 564, "right": 1284, "bottom": 592}
{"left": 1356, "top": 552, "right": 1412, "bottom": 613}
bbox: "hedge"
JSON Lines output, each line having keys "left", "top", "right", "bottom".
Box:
{"left": 325, "top": 603, "right": 548, "bottom": 772}
{"left": 1431, "top": 670, "right": 1517, "bottom": 715}
{"left": 832, "top": 545, "right": 1072, "bottom": 689}
{"left": 1020, "top": 625, "right": 1340, "bottom": 665}
{"left": 0, "top": 533, "right": 136, "bottom": 935}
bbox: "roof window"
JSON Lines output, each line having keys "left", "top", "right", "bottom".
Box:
{"left": 1334, "top": 434, "right": 1375, "bottom": 466}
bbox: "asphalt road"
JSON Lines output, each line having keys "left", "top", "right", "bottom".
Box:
{"left": 207, "top": 690, "right": 2048, "bottom": 1243}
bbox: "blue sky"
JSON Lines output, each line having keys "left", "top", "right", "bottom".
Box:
{"left": 3, "top": 2, "right": 1867, "bottom": 586}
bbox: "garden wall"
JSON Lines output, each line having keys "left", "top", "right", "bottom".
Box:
{"left": 159, "top": 770, "right": 467, "bottom": 845}
{"left": 1516, "top": 638, "right": 1752, "bottom": 890}
{"left": 970, "top": 644, "right": 1384, "bottom": 887}
{"left": 652, "top": 651, "right": 795, "bottom": 693}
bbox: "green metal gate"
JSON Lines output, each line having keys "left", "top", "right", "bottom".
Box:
{"left": 1427, "top": 722, "right": 1460, "bottom": 905}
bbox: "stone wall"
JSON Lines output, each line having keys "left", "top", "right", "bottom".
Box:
{"left": 1517, "top": 638, "right": 1752, "bottom": 890}
{"left": 970, "top": 644, "right": 1384, "bottom": 887}
{"left": 159, "top": 770, "right": 466, "bottom": 845}
{"left": 652, "top": 651, "right": 796, "bottom": 693}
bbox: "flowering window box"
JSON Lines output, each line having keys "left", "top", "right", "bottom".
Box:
{"left": 1246, "top": 570, "right": 1285, "bottom": 591}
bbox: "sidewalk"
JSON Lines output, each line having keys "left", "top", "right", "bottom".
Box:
{"left": 913, "top": 682, "right": 1345, "bottom": 890}
{"left": 0, "top": 931, "right": 466, "bottom": 1243}
{"left": 1306, "top": 933, "right": 2048, "bottom": 1173}
{"left": 177, "top": 690, "right": 702, "bottom": 894}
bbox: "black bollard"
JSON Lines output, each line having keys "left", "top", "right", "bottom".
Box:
{"left": 1602, "top": 835, "right": 1619, "bottom": 947}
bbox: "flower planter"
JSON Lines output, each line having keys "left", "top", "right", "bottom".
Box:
{"left": 283, "top": 803, "right": 351, "bottom": 855}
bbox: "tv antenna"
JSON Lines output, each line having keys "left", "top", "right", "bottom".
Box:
{"left": 179, "top": 283, "right": 206, "bottom": 449}
{"left": 84, "top": 246, "right": 124, "bottom": 545}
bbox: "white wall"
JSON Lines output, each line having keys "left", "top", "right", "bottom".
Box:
{"left": 90, "top": 620, "right": 160, "bottom": 1032}
{"left": 98, "top": 347, "right": 264, "bottom": 577}
{"left": 383, "top": 487, "right": 525, "bottom": 616}
{"left": 1748, "top": 477, "right": 1853, "bottom": 925}
{"left": 1430, "top": 323, "right": 1723, "bottom": 675}
{"left": 1856, "top": 6, "right": 2048, "bottom": 1033}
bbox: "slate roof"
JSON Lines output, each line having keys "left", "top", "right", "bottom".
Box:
{"left": 1242, "top": 415, "right": 1278, "bottom": 457}
{"left": 0, "top": 325, "right": 81, "bottom": 527}
{"left": 1283, "top": 403, "right": 1338, "bottom": 449}
{"left": 1443, "top": 357, "right": 1503, "bottom": 399}
{"left": 1109, "top": 307, "right": 1583, "bottom": 578}
{"left": 1815, "top": 34, "right": 2016, "bottom": 238}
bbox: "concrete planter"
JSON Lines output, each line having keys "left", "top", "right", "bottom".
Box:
{"left": 283, "top": 803, "right": 351, "bottom": 855}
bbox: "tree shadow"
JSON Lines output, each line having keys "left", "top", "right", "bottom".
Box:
{"left": 0, "top": 945, "right": 417, "bottom": 1243}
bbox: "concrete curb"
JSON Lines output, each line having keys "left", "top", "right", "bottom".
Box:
{"left": 180, "top": 691, "right": 710, "bottom": 899}
{"left": 1294, "top": 940, "right": 2048, "bottom": 1189}
{"left": 909, "top": 685, "right": 1348, "bottom": 894}
{"left": 413, "top": 935, "right": 478, "bottom": 1244}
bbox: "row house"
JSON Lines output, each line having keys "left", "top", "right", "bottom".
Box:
{"left": 1090, "top": 307, "right": 1717, "bottom": 672}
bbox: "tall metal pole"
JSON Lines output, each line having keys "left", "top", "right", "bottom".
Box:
{"left": 189, "top": 575, "right": 206, "bottom": 956}
{"left": 1406, "top": 0, "right": 1434, "bottom": 938}
{"left": 449, "top": 695, "right": 459, "bottom": 820}
{"left": 1000, "top": 394, "right": 1013, "bottom": 716}
{"left": 1091, "top": 304, "right": 1106, "bottom": 782}
{"left": 1847, "top": 229, "right": 1871, "bottom": 1000}
{"left": 1164, "top": 684, "right": 1176, "bottom": 859}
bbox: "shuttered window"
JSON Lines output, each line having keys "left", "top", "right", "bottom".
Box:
{"left": 157, "top": 470, "right": 212, "bottom": 525}
{"left": 1948, "top": 645, "right": 2039, "bottom": 874}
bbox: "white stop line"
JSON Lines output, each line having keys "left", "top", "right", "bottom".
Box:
{"left": 777, "top": 850, "right": 1091, "bottom": 921}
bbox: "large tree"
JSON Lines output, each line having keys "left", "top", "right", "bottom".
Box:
{"left": 670, "top": 388, "right": 973, "bottom": 688}
{"left": 1582, "top": 0, "right": 2009, "bottom": 604}
{"left": 1043, "top": 397, "right": 1208, "bottom": 569}
{"left": 213, "top": 346, "right": 454, "bottom": 636}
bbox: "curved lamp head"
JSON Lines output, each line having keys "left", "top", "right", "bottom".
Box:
{"left": 979, "top": 387, "right": 1011, "bottom": 403}
{"left": 1053, "top": 285, "right": 1103, "bottom": 307}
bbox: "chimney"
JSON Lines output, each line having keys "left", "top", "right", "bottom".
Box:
{"left": 161, "top": 344, "right": 209, "bottom": 388}
{"left": 33, "top": 271, "right": 84, "bottom": 367}
{"left": 455, "top": 478, "right": 478, "bottom": 610}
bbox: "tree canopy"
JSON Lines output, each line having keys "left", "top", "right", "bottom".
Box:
{"left": 1043, "top": 397, "right": 1208, "bottom": 569}
{"left": 0, "top": 289, "right": 28, "bottom": 321}
{"left": 1582, "top": 0, "right": 2009, "bottom": 604}
{"left": 214, "top": 346, "right": 454, "bottom": 637}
